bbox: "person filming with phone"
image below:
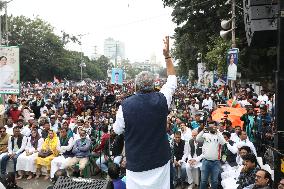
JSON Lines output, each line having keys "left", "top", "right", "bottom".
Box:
{"left": 196, "top": 121, "right": 226, "bottom": 189}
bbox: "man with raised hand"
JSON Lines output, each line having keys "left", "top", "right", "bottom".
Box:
{"left": 113, "top": 36, "right": 177, "bottom": 189}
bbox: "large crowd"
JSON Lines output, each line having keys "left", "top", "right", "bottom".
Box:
{"left": 0, "top": 77, "right": 282, "bottom": 189}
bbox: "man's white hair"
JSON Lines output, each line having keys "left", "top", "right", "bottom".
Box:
{"left": 135, "top": 71, "right": 155, "bottom": 93}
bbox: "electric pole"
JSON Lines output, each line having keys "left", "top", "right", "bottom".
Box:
{"left": 231, "top": 0, "right": 236, "bottom": 48}
{"left": 274, "top": 0, "right": 284, "bottom": 186}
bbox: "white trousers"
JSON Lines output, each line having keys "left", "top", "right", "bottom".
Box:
{"left": 185, "top": 163, "right": 200, "bottom": 185}
{"left": 126, "top": 160, "right": 170, "bottom": 189}
{"left": 16, "top": 152, "right": 38, "bottom": 173}
{"left": 50, "top": 155, "right": 71, "bottom": 178}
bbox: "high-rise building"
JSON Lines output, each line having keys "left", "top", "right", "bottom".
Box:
{"left": 104, "top": 38, "right": 125, "bottom": 61}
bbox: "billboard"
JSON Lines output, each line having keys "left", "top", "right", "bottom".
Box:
{"left": 0, "top": 46, "right": 20, "bottom": 94}
{"left": 111, "top": 68, "right": 123, "bottom": 85}
{"left": 226, "top": 48, "right": 239, "bottom": 81}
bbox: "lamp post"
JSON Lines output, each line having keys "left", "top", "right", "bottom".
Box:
{"left": 197, "top": 53, "right": 204, "bottom": 88}
{"left": 220, "top": 0, "right": 237, "bottom": 95}
{"left": 80, "top": 62, "right": 86, "bottom": 81}
{"left": 0, "top": 0, "right": 14, "bottom": 46}
{"left": 77, "top": 33, "right": 89, "bottom": 81}
{"left": 220, "top": 0, "right": 236, "bottom": 48}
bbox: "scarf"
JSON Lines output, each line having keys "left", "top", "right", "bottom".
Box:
{"left": 42, "top": 131, "right": 59, "bottom": 156}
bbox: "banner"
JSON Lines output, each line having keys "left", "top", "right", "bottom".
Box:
{"left": 111, "top": 68, "right": 123, "bottom": 85}
{"left": 197, "top": 63, "right": 206, "bottom": 87}
{"left": 197, "top": 63, "right": 206, "bottom": 79}
{"left": 226, "top": 48, "right": 239, "bottom": 81}
{"left": 0, "top": 46, "right": 20, "bottom": 94}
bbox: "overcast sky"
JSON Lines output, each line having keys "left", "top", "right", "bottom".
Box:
{"left": 8, "top": 0, "right": 176, "bottom": 63}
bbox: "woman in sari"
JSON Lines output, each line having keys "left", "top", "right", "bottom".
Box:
{"left": 16, "top": 129, "right": 44, "bottom": 180}
{"left": 35, "top": 129, "right": 59, "bottom": 180}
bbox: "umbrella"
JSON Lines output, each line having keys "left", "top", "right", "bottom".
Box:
{"left": 212, "top": 107, "right": 247, "bottom": 128}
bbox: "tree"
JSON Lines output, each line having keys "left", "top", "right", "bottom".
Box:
{"left": 7, "top": 15, "right": 106, "bottom": 81}
{"left": 94, "top": 55, "right": 112, "bottom": 79}
{"left": 205, "top": 36, "right": 231, "bottom": 75}
{"left": 163, "top": 0, "right": 232, "bottom": 77}
{"left": 162, "top": 0, "right": 276, "bottom": 80}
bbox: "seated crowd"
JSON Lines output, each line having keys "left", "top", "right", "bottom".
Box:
{"left": 0, "top": 113, "right": 124, "bottom": 182}
{"left": 0, "top": 79, "right": 281, "bottom": 189}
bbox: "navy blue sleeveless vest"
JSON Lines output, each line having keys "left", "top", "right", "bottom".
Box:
{"left": 60, "top": 137, "right": 74, "bottom": 158}
{"left": 122, "top": 92, "right": 171, "bottom": 172}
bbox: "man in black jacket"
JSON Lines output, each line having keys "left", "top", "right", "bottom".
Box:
{"left": 31, "top": 93, "right": 45, "bottom": 119}
{"left": 221, "top": 132, "right": 237, "bottom": 167}
{"left": 172, "top": 131, "right": 185, "bottom": 187}
{"left": 1, "top": 126, "right": 27, "bottom": 175}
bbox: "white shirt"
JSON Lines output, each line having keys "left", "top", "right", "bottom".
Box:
{"left": 230, "top": 133, "right": 240, "bottom": 143}
{"left": 57, "top": 137, "right": 74, "bottom": 153}
{"left": 258, "top": 94, "right": 268, "bottom": 103}
{"left": 202, "top": 98, "right": 213, "bottom": 111}
{"left": 4, "top": 125, "right": 14, "bottom": 136}
{"left": 181, "top": 128, "right": 192, "bottom": 142}
{"left": 20, "top": 126, "right": 31, "bottom": 137}
{"left": 236, "top": 139, "right": 257, "bottom": 155}
{"left": 196, "top": 131, "right": 226, "bottom": 160}
{"left": 189, "top": 104, "right": 199, "bottom": 116}
{"left": 8, "top": 135, "right": 27, "bottom": 155}
{"left": 181, "top": 140, "right": 203, "bottom": 163}
{"left": 25, "top": 137, "right": 44, "bottom": 152}
{"left": 239, "top": 100, "right": 251, "bottom": 107}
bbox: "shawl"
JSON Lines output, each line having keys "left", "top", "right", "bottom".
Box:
{"left": 42, "top": 131, "right": 59, "bottom": 156}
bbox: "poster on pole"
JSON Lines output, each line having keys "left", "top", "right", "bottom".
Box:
{"left": 111, "top": 68, "right": 123, "bottom": 85}
{"left": 0, "top": 46, "right": 20, "bottom": 94}
{"left": 197, "top": 63, "right": 206, "bottom": 87}
{"left": 226, "top": 48, "right": 239, "bottom": 81}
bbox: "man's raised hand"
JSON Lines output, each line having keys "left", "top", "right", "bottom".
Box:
{"left": 163, "top": 36, "right": 170, "bottom": 58}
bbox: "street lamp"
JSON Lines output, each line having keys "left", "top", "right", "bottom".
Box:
{"left": 197, "top": 52, "right": 202, "bottom": 63}
{"left": 0, "top": 0, "right": 14, "bottom": 45}
{"left": 80, "top": 62, "right": 86, "bottom": 81}
{"left": 77, "top": 33, "right": 89, "bottom": 81}
{"left": 220, "top": 0, "right": 236, "bottom": 48}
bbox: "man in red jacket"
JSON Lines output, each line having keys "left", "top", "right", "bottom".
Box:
{"left": 9, "top": 104, "right": 21, "bottom": 123}
{"left": 93, "top": 125, "right": 110, "bottom": 154}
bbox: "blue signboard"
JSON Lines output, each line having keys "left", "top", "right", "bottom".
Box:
{"left": 111, "top": 68, "right": 123, "bottom": 85}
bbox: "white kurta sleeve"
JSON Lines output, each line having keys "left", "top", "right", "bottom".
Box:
{"left": 160, "top": 75, "right": 177, "bottom": 109}
{"left": 113, "top": 105, "right": 125, "bottom": 135}
{"left": 37, "top": 138, "right": 44, "bottom": 151}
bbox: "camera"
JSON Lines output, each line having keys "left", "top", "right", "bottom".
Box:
{"left": 224, "top": 111, "right": 230, "bottom": 115}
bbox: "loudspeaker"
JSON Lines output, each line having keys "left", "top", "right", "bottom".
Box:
{"left": 245, "top": 4, "right": 278, "bottom": 20}
{"left": 53, "top": 177, "right": 108, "bottom": 189}
{"left": 243, "top": 0, "right": 278, "bottom": 47}
{"left": 243, "top": 0, "right": 278, "bottom": 8}
{"left": 245, "top": 19, "right": 277, "bottom": 46}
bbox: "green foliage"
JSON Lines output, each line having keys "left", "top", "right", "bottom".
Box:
{"left": 205, "top": 36, "right": 231, "bottom": 75}
{"left": 7, "top": 15, "right": 109, "bottom": 81}
{"left": 162, "top": 0, "right": 276, "bottom": 80}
